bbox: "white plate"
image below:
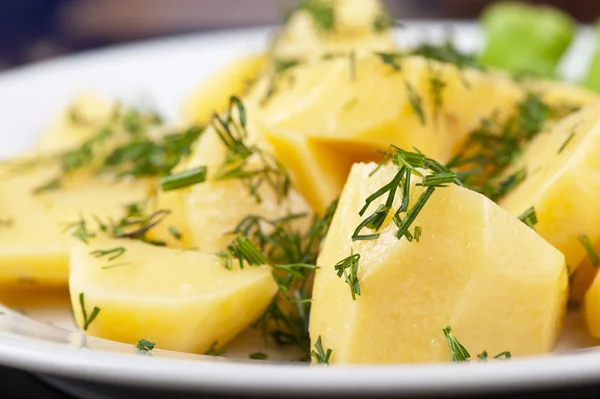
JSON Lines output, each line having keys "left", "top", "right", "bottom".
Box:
{"left": 1, "top": 23, "right": 600, "bottom": 396}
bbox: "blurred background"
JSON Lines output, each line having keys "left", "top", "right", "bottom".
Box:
{"left": 0, "top": 0, "right": 598, "bottom": 71}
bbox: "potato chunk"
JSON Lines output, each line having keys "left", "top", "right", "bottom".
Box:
{"left": 499, "top": 101, "right": 600, "bottom": 272}
{"left": 0, "top": 165, "right": 150, "bottom": 286}
{"left": 260, "top": 56, "right": 524, "bottom": 213}
{"left": 69, "top": 237, "right": 277, "bottom": 353}
{"left": 309, "top": 163, "right": 567, "bottom": 363}
{"left": 181, "top": 54, "right": 267, "bottom": 126}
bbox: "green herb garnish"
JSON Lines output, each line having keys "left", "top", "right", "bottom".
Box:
{"left": 249, "top": 352, "right": 268, "bottom": 360}
{"left": 79, "top": 293, "right": 100, "bottom": 331}
{"left": 204, "top": 341, "right": 227, "bottom": 356}
{"left": 168, "top": 225, "right": 182, "bottom": 241}
{"left": 558, "top": 132, "right": 576, "bottom": 154}
{"left": 443, "top": 326, "right": 511, "bottom": 362}
{"left": 579, "top": 234, "right": 600, "bottom": 268}
{"left": 310, "top": 336, "right": 333, "bottom": 364}
{"left": 443, "top": 326, "right": 471, "bottom": 362}
{"left": 301, "top": 0, "right": 335, "bottom": 32}
{"left": 90, "top": 246, "right": 126, "bottom": 261}
{"left": 517, "top": 207, "right": 538, "bottom": 229}
{"left": 212, "top": 97, "right": 290, "bottom": 203}
{"left": 405, "top": 82, "right": 426, "bottom": 125}
{"left": 135, "top": 339, "right": 155, "bottom": 353}
{"left": 159, "top": 166, "right": 207, "bottom": 192}
{"left": 334, "top": 252, "right": 361, "bottom": 300}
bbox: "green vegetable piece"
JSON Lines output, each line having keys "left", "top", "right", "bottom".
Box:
{"left": 583, "top": 21, "right": 600, "bottom": 92}
{"left": 479, "top": 2, "right": 575, "bottom": 77}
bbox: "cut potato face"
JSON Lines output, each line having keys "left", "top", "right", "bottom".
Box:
{"left": 181, "top": 54, "right": 267, "bottom": 126}
{"left": 261, "top": 56, "right": 524, "bottom": 213}
{"left": 499, "top": 101, "right": 600, "bottom": 272}
{"left": 145, "top": 189, "right": 194, "bottom": 249}
{"left": 183, "top": 91, "right": 311, "bottom": 253}
{"left": 0, "top": 164, "right": 151, "bottom": 285}
{"left": 310, "top": 163, "right": 567, "bottom": 363}
{"left": 69, "top": 237, "right": 277, "bottom": 353}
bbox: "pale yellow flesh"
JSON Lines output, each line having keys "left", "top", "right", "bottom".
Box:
{"left": 183, "top": 82, "right": 311, "bottom": 253}
{"left": 69, "top": 237, "right": 277, "bottom": 353}
{"left": 500, "top": 101, "right": 600, "bottom": 272}
{"left": 310, "top": 163, "right": 567, "bottom": 363}
{"left": 0, "top": 166, "right": 151, "bottom": 286}
{"left": 273, "top": 0, "right": 394, "bottom": 61}
{"left": 585, "top": 269, "right": 600, "bottom": 338}
{"left": 180, "top": 54, "right": 267, "bottom": 126}
{"left": 260, "top": 56, "right": 525, "bottom": 213}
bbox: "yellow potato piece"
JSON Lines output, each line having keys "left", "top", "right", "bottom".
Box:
{"left": 523, "top": 78, "right": 600, "bottom": 109}
{"left": 584, "top": 271, "right": 600, "bottom": 338}
{"left": 0, "top": 164, "right": 150, "bottom": 285}
{"left": 261, "top": 56, "right": 524, "bottom": 213}
{"left": 181, "top": 54, "right": 267, "bottom": 126}
{"left": 183, "top": 88, "right": 311, "bottom": 253}
{"left": 69, "top": 237, "right": 277, "bottom": 353}
{"left": 273, "top": 0, "right": 394, "bottom": 61}
{"left": 36, "top": 93, "right": 115, "bottom": 153}
{"left": 145, "top": 189, "right": 195, "bottom": 249}
{"left": 310, "top": 162, "right": 567, "bottom": 363}
{"left": 500, "top": 101, "right": 600, "bottom": 272}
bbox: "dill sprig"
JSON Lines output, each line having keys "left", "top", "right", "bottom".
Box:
{"left": 212, "top": 96, "right": 291, "bottom": 203}
{"left": 204, "top": 341, "right": 227, "bottom": 356}
{"left": 90, "top": 246, "right": 126, "bottom": 261}
{"left": 443, "top": 326, "right": 512, "bottom": 362}
{"left": 33, "top": 103, "right": 203, "bottom": 192}
{"left": 310, "top": 336, "right": 333, "bottom": 364}
{"left": 300, "top": 0, "right": 335, "bottom": 32}
{"left": 450, "top": 93, "right": 555, "bottom": 200}
{"left": 334, "top": 252, "right": 361, "bottom": 300}
{"left": 353, "top": 146, "right": 457, "bottom": 242}
{"left": 79, "top": 293, "right": 100, "bottom": 331}
{"left": 159, "top": 166, "right": 207, "bottom": 192}
{"left": 135, "top": 339, "right": 155, "bottom": 353}
{"left": 405, "top": 81, "right": 426, "bottom": 125}
{"left": 517, "top": 206, "right": 538, "bottom": 229}
{"left": 579, "top": 235, "right": 600, "bottom": 268}
{"left": 236, "top": 200, "right": 338, "bottom": 355}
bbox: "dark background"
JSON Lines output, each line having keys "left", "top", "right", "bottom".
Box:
{"left": 1, "top": 0, "right": 599, "bottom": 71}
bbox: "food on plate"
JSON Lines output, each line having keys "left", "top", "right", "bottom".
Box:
{"left": 309, "top": 161, "right": 567, "bottom": 363}
{"left": 181, "top": 54, "right": 267, "bottom": 126}
{"left": 0, "top": 164, "right": 150, "bottom": 285}
{"left": 499, "top": 102, "right": 600, "bottom": 273}
{"left": 479, "top": 2, "right": 575, "bottom": 77}
{"left": 272, "top": 0, "right": 394, "bottom": 62}
{"left": 69, "top": 236, "right": 277, "bottom": 352}
{"left": 260, "top": 55, "right": 523, "bottom": 213}
{"left": 5, "top": 0, "right": 600, "bottom": 364}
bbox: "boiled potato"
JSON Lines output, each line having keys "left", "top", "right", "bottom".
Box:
{"left": 36, "top": 93, "right": 115, "bottom": 153}
{"left": 181, "top": 54, "right": 267, "bottom": 126}
{"left": 523, "top": 78, "right": 599, "bottom": 109}
{"left": 273, "top": 0, "right": 394, "bottom": 61}
{"left": 499, "top": 101, "right": 600, "bottom": 272}
{"left": 145, "top": 189, "right": 195, "bottom": 249}
{"left": 182, "top": 83, "right": 311, "bottom": 253}
{"left": 260, "top": 55, "right": 524, "bottom": 213}
{"left": 584, "top": 270, "right": 600, "bottom": 338}
{"left": 0, "top": 164, "right": 151, "bottom": 285}
{"left": 69, "top": 237, "right": 277, "bottom": 353}
{"left": 310, "top": 162, "right": 567, "bottom": 363}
